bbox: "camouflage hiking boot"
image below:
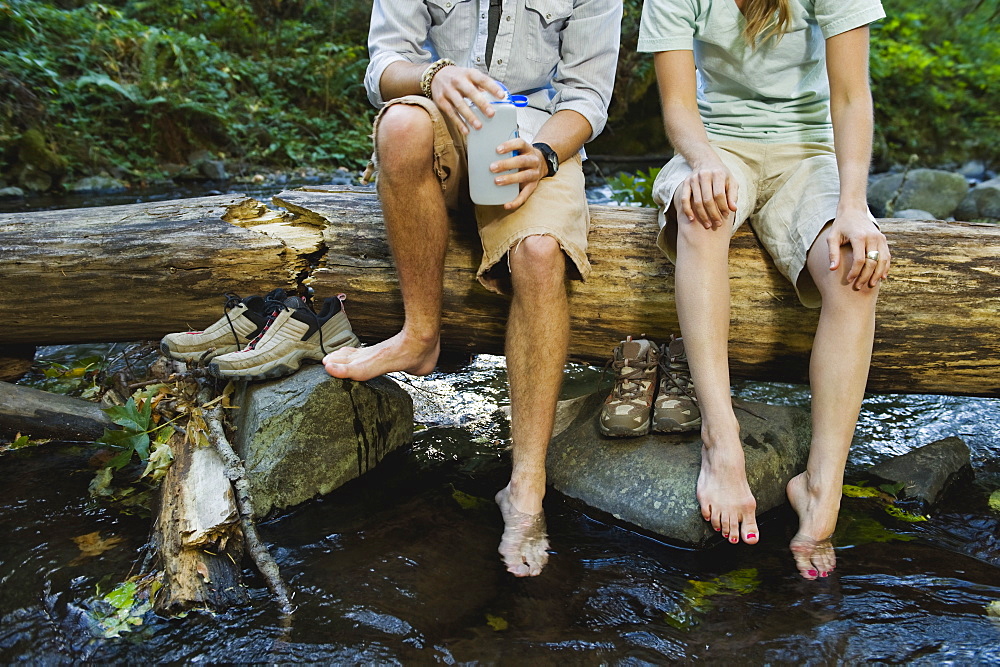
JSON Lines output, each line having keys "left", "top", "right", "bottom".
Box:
{"left": 209, "top": 293, "right": 359, "bottom": 381}
{"left": 598, "top": 336, "right": 659, "bottom": 437}
{"left": 160, "top": 289, "right": 287, "bottom": 363}
{"left": 653, "top": 335, "right": 701, "bottom": 433}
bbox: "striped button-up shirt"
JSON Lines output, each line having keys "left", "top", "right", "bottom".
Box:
{"left": 365, "top": 0, "right": 622, "bottom": 144}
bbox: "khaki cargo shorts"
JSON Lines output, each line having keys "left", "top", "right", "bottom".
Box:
{"left": 369, "top": 95, "right": 590, "bottom": 294}
{"left": 652, "top": 140, "right": 879, "bottom": 308}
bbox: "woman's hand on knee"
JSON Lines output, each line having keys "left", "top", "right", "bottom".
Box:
{"left": 826, "top": 213, "right": 891, "bottom": 289}
{"left": 677, "top": 162, "right": 738, "bottom": 230}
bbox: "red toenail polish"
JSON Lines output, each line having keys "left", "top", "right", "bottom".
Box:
{"left": 730, "top": 537, "right": 738, "bottom": 543}
{"left": 747, "top": 533, "right": 756, "bottom": 539}
{"left": 820, "top": 572, "right": 828, "bottom": 577}
{"left": 808, "top": 569, "right": 817, "bottom": 577}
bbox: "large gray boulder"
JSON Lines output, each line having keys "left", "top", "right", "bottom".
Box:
{"left": 955, "top": 177, "right": 1000, "bottom": 221}
{"left": 867, "top": 436, "right": 971, "bottom": 511}
{"left": 868, "top": 169, "right": 969, "bottom": 219}
{"left": 232, "top": 365, "right": 413, "bottom": 517}
{"left": 546, "top": 392, "right": 811, "bottom": 547}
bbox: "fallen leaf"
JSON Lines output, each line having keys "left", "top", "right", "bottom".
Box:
{"left": 71, "top": 531, "right": 124, "bottom": 564}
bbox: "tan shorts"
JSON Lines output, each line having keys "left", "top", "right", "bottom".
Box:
{"left": 370, "top": 95, "right": 590, "bottom": 294}
{"left": 652, "top": 141, "right": 878, "bottom": 308}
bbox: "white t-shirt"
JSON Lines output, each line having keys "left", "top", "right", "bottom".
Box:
{"left": 638, "top": 0, "right": 886, "bottom": 143}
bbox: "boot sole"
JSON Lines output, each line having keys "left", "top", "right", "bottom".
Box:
{"left": 598, "top": 418, "right": 651, "bottom": 438}
{"left": 652, "top": 417, "right": 702, "bottom": 433}
{"left": 209, "top": 332, "right": 360, "bottom": 381}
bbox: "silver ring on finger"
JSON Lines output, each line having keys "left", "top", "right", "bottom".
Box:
{"left": 866, "top": 250, "right": 880, "bottom": 262}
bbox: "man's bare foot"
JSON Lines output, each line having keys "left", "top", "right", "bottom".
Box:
{"left": 495, "top": 485, "right": 549, "bottom": 577}
{"left": 323, "top": 330, "right": 439, "bottom": 381}
{"left": 786, "top": 472, "right": 840, "bottom": 580}
{"left": 696, "top": 441, "right": 760, "bottom": 544}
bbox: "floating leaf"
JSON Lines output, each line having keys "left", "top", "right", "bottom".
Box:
{"left": 89, "top": 467, "right": 116, "bottom": 497}
{"left": 71, "top": 531, "right": 125, "bottom": 565}
{"left": 451, "top": 485, "right": 491, "bottom": 510}
{"left": 987, "top": 601, "right": 1000, "bottom": 618}
{"left": 485, "top": 614, "right": 508, "bottom": 631}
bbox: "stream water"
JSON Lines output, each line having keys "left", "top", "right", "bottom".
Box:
{"left": 1, "top": 184, "right": 998, "bottom": 663}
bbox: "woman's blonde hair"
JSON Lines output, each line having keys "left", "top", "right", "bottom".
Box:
{"left": 742, "top": 0, "right": 791, "bottom": 47}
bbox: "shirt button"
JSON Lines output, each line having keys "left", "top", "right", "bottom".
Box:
{"left": 476, "top": 56, "right": 482, "bottom": 62}
{"left": 481, "top": 13, "right": 485, "bottom": 18}
{"left": 506, "top": 14, "right": 511, "bottom": 21}
{"left": 497, "top": 59, "right": 503, "bottom": 64}
{"left": 445, "top": 2, "right": 451, "bottom": 6}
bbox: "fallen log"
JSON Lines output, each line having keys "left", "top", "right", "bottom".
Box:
{"left": 0, "top": 187, "right": 997, "bottom": 396}
{"left": 0, "top": 380, "right": 112, "bottom": 440}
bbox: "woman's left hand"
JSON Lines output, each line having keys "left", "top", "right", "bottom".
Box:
{"left": 827, "top": 211, "right": 891, "bottom": 289}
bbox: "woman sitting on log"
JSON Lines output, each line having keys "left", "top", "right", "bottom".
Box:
{"left": 638, "top": 0, "right": 891, "bottom": 578}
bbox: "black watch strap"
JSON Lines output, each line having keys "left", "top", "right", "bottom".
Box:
{"left": 532, "top": 142, "right": 559, "bottom": 178}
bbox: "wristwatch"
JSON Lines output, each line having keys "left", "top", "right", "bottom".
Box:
{"left": 532, "top": 142, "right": 559, "bottom": 178}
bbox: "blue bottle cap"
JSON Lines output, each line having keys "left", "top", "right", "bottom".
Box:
{"left": 508, "top": 95, "right": 529, "bottom": 107}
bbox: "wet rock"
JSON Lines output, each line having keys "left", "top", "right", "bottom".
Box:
{"left": 232, "top": 365, "right": 414, "bottom": 518}
{"left": 0, "top": 186, "right": 24, "bottom": 199}
{"left": 13, "top": 129, "right": 66, "bottom": 192}
{"left": 868, "top": 169, "right": 969, "bottom": 219}
{"left": 867, "top": 436, "right": 971, "bottom": 511}
{"left": 957, "top": 160, "right": 988, "bottom": 181}
{"left": 198, "top": 160, "right": 228, "bottom": 181}
{"left": 546, "top": 392, "right": 811, "bottom": 548}
{"left": 955, "top": 177, "right": 1000, "bottom": 221}
{"left": 893, "top": 209, "right": 935, "bottom": 220}
{"left": 65, "top": 175, "right": 128, "bottom": 194}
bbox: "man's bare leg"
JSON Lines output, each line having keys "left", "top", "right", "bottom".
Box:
{"left": 673, "top": 189, "right": 760, "bottom": 545}
{"left": 495, "top": 235, "right": 568, "bottom": 577}
{"left": 787, "top": 234, "right": 878, "bottom": 579}
{"left": 324, "top": 104, "right": 445, "bottom": 381}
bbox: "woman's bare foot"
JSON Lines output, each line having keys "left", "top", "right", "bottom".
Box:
{"left": 696, "top": 440, "right": 760, "bottom": 544}
{"left": 323, "top": 330, "right": 439, "bottom": 381}
{"left": 786, "top": 472, "right": 841, "bottom": 580}
{"left": 495, "top": 485, "right": 549, "bottom": 577}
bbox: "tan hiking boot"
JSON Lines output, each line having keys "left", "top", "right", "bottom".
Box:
{"left": 209, "top": 293, "right": 359, "bottom": 381}
{"left": 598, "top": 336, "right": 659, "bottom": 437}
{"left": 160, "top": 289, "right": 286, "bottom": 362}
{"left": 652, "top": 335, "right": 701, "bottom": 433}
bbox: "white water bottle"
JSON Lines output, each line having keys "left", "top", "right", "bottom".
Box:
{"left": 467, "top": 93, "right": 527, "bottom": 205}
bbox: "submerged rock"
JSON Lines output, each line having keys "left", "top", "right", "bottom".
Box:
{"left": 867, "top": 436, "right": 971, "bottom": 511}
{"left": 232, "top": 365, "right": 413, "bottom": 518}
{"left": 546, "top": 392, "right": 811, "bottom": 548}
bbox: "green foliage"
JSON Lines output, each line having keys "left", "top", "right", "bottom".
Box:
{"left": 90, "top": 393, "right": 174, "bottom": 505}
{"left": 606, "top": 167, "right": 661, "bottom": 208}
{"left": 87, "top": 577, "right": 160, "bottom": 638}
{"left": 842, "top": 480, "right": 929, "bottom": 523}
{"left": 871, "top": 0, "right": 1000, "bottom": 167}
{"left": 25, "top": 354, "right": 105, "bottom": 398}
{"left": 0, "top": 0, "right": 375, "bottom": 181}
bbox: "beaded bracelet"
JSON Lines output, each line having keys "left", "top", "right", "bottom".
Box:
{"left": 420, "top": 58, "right": 456, "bottom": 99}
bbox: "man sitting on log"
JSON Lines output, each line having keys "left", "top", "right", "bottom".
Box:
{"left": 323, "top": 0, "right": 622, "bottom": 576}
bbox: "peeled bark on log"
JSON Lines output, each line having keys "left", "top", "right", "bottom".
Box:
{"left": 152, "top": 428, "right": 247, "bottom": 614}
{"left": 0, "top": 380, "right": 112, "bottom": 440}
{"left": 1, "top": 187, "right": 997, "bottom": 396}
